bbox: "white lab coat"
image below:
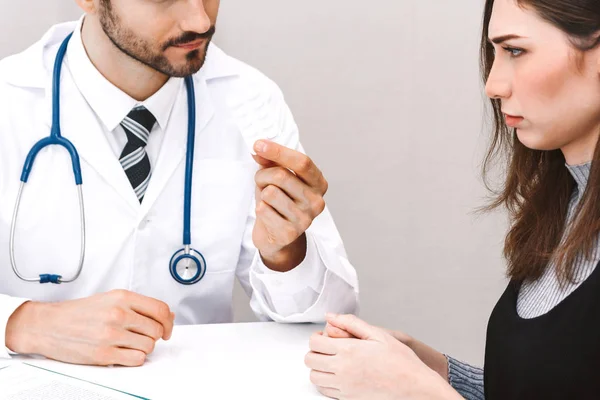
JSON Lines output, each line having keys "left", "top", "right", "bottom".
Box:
{"left": 0, "top": 21, "right": 359, "bottom": 358}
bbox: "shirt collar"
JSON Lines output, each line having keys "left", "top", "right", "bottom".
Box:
{"left": 65, "top": 16, "right": 182, "bottom": 132}
{"left": 566, "top": 161, "right": 591, "bottom": 191}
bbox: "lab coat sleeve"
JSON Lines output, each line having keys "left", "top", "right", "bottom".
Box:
{"left": 0, "top": 295, "right": 30, "bottom": 359}
{"left": 236, "top": 197, "right": 359, "bottom": 322}
{"left": 234, "top": 80, "right": 359, "bottom": 323}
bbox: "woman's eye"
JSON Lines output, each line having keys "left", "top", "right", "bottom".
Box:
{"left": 503, "top": 47, "right": 524, "bottom": 58}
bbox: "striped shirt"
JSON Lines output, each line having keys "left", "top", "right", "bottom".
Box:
{"left": 447, "top": 162, "right": 596, "bottom": 399}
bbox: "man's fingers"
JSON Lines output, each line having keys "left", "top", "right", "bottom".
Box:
{"left": 123, "top": 293, "right": 174, "bottom": 340}
{"left": 255, "top": 201, "right": 302, "bottom": 247}
{"left": 305, "top": 351, "right": 337, "bottom": 373}
{"left": 114, "top": 330, "right": 157, "bottom": 355}
{"left": 111, "top": 348, "right": 147, "bottom": 367}
{"left": 253, "top": 140, "right": 325, "bottom": 191}
{"left": 317, "top": 386, "right": 342, "bottom": 399}
{"left": 124, "top": 311, "right": 165, "bottom": 341}
{"left": 252, "top": 154, "right": 277, "bottom": 168}
{"left": 310, "top": 370, "right": 339, "bottom": 389}
{"left": 260, "top": 185, "right": 310, "bottom": 227}
{"left": 255, "top": 168, "right": 325, "bottom": 220}
{"left": 255, "top": 167, "right": 304, "bottom": 199}
{"left": 95, "top": 347, "right": 146, "bottom": 367}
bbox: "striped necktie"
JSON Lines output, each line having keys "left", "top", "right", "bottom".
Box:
{"left": 119, "top": 106, "right": 156, "bottom": 202}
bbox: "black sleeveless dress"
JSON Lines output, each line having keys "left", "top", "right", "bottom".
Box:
{"left": 484, "top": 260, "right": 600, "bottom": 399}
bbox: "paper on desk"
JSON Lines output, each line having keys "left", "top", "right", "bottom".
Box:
{"left": 0, "top": 363, "right": 146, "bottom": 400}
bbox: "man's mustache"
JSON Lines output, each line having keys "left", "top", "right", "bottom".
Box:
{"left": 163, "top": 26, "right": 216, "bottom": 50}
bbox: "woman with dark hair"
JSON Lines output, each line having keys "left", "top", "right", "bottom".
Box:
{"left": 304, "top": 0, "right": 600, "bottom": 399}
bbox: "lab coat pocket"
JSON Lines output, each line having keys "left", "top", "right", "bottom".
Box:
{"left": 190, "top": 159, "right": 257, "bottom": 273}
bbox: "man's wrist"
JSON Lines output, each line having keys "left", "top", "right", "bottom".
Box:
{"left": 260, "top": 234, "right": 308, "bottom": 272}
{"left": 6, "top": 301, "right": 47, "bottom": 355}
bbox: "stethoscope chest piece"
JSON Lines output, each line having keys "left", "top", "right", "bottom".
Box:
{"left": 169, "top": 246, "right": 207, "bottom": 285}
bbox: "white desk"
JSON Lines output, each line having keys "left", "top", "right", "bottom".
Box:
{"left": 4, "top": 322, "right": 325, "bottom": 399}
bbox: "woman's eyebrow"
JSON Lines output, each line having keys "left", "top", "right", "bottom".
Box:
{"left": 488, "top": 34, "right": 527, "bottom": 44}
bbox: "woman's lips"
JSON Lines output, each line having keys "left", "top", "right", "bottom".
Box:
{"left": 504, "top": 113, "right": 524, "bottom": 128}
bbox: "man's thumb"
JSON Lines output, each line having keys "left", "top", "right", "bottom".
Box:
{"left": 252, "top": 154, "right": 277, "bottom": 168}
{"left": 326, "top": 313, "right": 379, "bottom": 341}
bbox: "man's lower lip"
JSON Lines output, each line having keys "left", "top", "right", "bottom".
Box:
{"left": 174, "top": 41, "right": 205, "bottom": 50}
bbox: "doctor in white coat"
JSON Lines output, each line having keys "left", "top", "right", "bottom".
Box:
{"left": 0, "top": 0, "right": 358, "bottom": 367}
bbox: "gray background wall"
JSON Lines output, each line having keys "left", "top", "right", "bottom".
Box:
{"left": 0, "top": 1, "right": 508, "bottom": 365}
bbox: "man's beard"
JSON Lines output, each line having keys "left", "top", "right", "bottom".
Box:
{"left": 98, "top": 2, "right": 215, "bottom": 77}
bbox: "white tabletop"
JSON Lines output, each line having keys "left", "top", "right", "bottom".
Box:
{"left": 3, "top": 322, "right": 325, "bottom": 400}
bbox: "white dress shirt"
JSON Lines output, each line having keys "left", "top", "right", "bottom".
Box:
{"left": 65, "top": 22, "right": 182, "bottom": 168}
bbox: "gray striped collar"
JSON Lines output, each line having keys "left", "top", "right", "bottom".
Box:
{"left": 566, "top": 162, "right": 591, "bottom": 190}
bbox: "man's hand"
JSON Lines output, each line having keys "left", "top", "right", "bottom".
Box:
{"left": 5, "top": 290, "right": 175, "bottom": 367}
{"left": 252, "top": 140, "right": 328, "bottom": 272}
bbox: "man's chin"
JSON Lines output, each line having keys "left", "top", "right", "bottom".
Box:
{"left": 164, "top": 49, "right": 209, "bottom": 77}
{"left": 167, "top": 62, "right": 206, "bottom": 78}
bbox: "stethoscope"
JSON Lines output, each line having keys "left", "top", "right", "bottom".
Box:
{"left": 9, "top": 33, "right": 207, "bottom": 286}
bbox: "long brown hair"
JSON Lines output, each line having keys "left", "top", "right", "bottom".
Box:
{"left": 481, "top": 0, "right": 600, "bottom": 283}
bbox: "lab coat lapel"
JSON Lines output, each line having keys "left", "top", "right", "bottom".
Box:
{"left": 42, "top": 74, "right": 141, "bottom": 212}
{"left": 139, "top": 77, "right": 215, "bottom": 216}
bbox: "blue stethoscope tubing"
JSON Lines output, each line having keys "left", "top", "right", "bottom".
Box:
{"left": 9, "top": 32, "right": 207, "bottom": 285}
